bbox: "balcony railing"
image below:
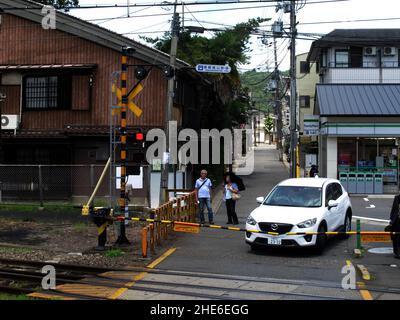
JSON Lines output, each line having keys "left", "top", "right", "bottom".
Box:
{"left": 327, "top": 61, "right": 400, "bottom": 68}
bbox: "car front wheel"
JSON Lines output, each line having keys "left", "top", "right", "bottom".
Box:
{"left": 339, "top": 213, "right": 351, "bottom": 239}
{"left": 313, "top": 224, "right": 327, "bottom": 254}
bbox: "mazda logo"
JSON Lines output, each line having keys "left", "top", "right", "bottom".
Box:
{"left": 271, "top": 224, "right": 279, "bottom": 231}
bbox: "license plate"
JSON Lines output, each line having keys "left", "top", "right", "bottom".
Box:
{"left": 268, "top": 238, "right": 282, "bottom": 245}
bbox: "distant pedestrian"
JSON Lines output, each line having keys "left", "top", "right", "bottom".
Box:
{"left": 309, "top": 165, "right": 318, "bottom": 177}
{"left": 387, "top": 194, "right": 400, "bottom": 259}
{"left": 224, "top": 174, "right": 239, "bottom": 225}
{"left": 195, "top": 170, "right": 214, "bottom": 224}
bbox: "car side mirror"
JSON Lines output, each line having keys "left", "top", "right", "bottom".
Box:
{"left": 328, "top": 200, "right": 339, "bottom": 209}
{"left": 256, "top": 197, "right": 264, "bottom": 204}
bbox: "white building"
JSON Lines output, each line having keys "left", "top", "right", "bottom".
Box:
{"left": 308, "top": 29, "right": 400, "bottom": 194}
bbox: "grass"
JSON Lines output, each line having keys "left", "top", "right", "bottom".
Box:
{"left": 0, "top": 293, "right": 33, "bottom": 300}
{"left": 0, "top": 203, "right": 78, "bottom": 214}
{"left": 0, "top": 247, "right": 33, "bottom": 254}
{"left": 104, "top": 249, "right": 125, "bottom": 258}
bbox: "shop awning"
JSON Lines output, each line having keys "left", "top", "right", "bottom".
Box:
{"left": 316, "top": 84, "right": 400, "bottom": 116}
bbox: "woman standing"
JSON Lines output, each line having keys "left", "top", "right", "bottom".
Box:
{"left": 224, "top": 174, "right": 239, "bottom": 225}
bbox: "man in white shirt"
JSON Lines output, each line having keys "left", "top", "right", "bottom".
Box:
{"left": 195, "top": 169, "right": 214, "bottom": 224}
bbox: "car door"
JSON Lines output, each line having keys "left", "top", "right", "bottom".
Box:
{"left": 324, "top": 184, "right": 338, "bottom": 231}
{"left": 331, "top": 183, "right": 346, "bottom": 229}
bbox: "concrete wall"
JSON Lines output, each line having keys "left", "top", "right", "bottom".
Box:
{"left": 326, "top": 137, "right": 338, "bottom": 179}
{"left": 296, "top": 53, "right": 320, "bottom": 132}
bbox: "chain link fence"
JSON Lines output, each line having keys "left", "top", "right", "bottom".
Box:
{"left": 0, "top": 165, "right": 113, "bottom": 205}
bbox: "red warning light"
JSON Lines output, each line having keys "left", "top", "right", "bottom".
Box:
{"left": 135, "top": 132, "right": 144, "bottom": 141}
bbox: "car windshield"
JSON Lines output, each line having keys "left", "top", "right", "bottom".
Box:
{"left": 264, "top": 186, "right": 322, "bottom": 208}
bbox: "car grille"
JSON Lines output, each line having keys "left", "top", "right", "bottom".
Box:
{"left": 258, "top": 222, "right": 293, "bottom": 234}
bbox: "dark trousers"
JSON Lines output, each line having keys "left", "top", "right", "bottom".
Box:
{"left": 393, "top": 235, "right": 400, "bottom": 257}
{"left": 226, "top": 199, "right": 238, "bottom": 224}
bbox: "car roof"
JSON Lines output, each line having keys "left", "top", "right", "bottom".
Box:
{"left": 278, "top": 178, "right": 338, "bottom": 188}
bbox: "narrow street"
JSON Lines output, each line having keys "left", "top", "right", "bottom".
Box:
{"left": 119, "top": 146, "right": 400, "bottom": 300}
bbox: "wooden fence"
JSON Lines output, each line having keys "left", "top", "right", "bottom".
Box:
{"left": 141, "top": 189, "right": 197, "bottom": 257}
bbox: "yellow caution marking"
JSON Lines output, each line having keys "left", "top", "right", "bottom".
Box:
{"left": 147, "top": 247, "right": 177, "bottom": 269}
{"left": 97, "top": 222, "right": 108, "bottom": 235}
{"left": 358, "top": 282, "right": 373, "bottom": 300}
{"left": 209, "top": 225, "right": 222, "bottom": 229}
{"left": 347, "top": 260, "right": 373, "bottom": 300}
{"left": 357, "top": 264, "right": 371, "bottom": 281}
{"left": 108, "top": 287, "right": 128, "bottom": 300}
{"left": 228, "top": 227, "right": 241, "bottom": 231}
{"left": 107, "top": 248, "right": 176, "bottom": 300}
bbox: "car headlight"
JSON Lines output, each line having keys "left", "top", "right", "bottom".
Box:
{"left": 297, "top": 218, "right": 317, "bottom": 228}
{"left": 246, "top": 216, "right": 257, "bottom": 226}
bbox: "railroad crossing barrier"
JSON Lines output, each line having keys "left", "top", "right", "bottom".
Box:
{"left": 129, "top": 217, "right": 400, "bottom": 237}
{"left": 85, "top": 190, "right": 198, "bottom": 255}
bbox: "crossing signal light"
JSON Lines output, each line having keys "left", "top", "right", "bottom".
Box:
{"left": 135, "top": 132, "right": 144, "bottom": 142}
{"left": 135, "top": 66, "right": 149, "bottom": 81}
{"left": 163, "top": 66, "right": 175, "bottom": 79}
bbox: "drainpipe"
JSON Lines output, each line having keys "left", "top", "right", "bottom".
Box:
{"left": 378, "top": 48, "right": 383, "bottom": 83}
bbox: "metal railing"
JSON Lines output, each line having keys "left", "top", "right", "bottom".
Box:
{"left": 0, "top": 164, "right": 111, "bottom": 205}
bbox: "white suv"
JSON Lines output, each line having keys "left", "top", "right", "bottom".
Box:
{"left": 245, "top": 178, "right": 352, "bottom": 253}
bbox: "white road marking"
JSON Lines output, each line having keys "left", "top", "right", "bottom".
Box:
{"left": 363, "top": 198, "right": 369, "bottom": 202}
{"left": 366, "top": 204, "right": 376, "bottom": 209}
{"left": 353, "top": 215, "right": 389, "bottom": 223}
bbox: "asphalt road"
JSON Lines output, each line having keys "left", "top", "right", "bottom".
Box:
{"left": 123, "top": 145, "right": 400, "bottom": 300}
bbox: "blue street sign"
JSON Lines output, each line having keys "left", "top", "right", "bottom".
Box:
{"left": 195, "top": 64, "right": 231, "bottom": 74}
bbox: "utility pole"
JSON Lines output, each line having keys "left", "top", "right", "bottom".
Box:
{"left": 273, "top": 37, "right": 283, "bottom": 161}
{"left": 0, "top": 92, "right": 5, "bottom": 163}
{"left": 289, "top": 0, "right": 298, "bottom": 178}
{"left": 160, "top": 1, "right": 180, "bottom": 205}
{"left": 115, "top": 46, "right": 130, "bottom": 246}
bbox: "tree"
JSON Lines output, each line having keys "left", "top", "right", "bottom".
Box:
{"left": 35, "top": 0, "right": 79, "bottom": 8}
{"left": 143, "top": 18, "right": 268, "bottom": 85}
{"left": 143, "top": 18, "right": 268, "bottom": 129}
{"left": 264, "top": 115, "right": 274, "bottom": 145}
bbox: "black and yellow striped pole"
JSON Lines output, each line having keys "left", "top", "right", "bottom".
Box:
{"left": 115, "top": 46, "right": 130, "bottom": 246}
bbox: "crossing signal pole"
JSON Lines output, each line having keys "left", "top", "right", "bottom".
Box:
{"left": 160, "top": 1, "right": 180, "bottom": 205}
{"left": 115, "top": 46, "right": 130, "bottom": 246}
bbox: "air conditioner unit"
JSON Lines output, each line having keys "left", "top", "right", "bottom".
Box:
{"left": 364, "top": 47, "right": 377, "bottom": 56}
{"left": 1, "top": 115, "right": 20, "bottom": 130}
{"left": 383, "top": 47, "right": 396, "bottom": 56}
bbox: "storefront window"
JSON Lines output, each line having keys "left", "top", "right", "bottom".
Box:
{"left": 337, "top": 137, "right": 399, "bottom": 189}
{"left": 338, "top": 138, "right": 357, "bottom": 171}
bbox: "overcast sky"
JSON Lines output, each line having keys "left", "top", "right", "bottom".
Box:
{"left": 70, "top": 0, "right": 400, "bottom": 71}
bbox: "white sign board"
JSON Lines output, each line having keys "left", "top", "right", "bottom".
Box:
{"left": 116, "top": 166, "right": 143, "bottom": 189}
{"left": 196, "top": 64, "right": 231, "bottom": 74}
{"left": 304, "top": 115, "right": 320, "bottom": 136}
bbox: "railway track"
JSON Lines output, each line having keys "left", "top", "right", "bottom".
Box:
{"left": 0, "top": 258, "right": 399, "bottom": 300}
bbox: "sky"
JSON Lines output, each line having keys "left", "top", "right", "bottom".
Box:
{"left": 69, "top": 0, "right": 400, "bottom": 71}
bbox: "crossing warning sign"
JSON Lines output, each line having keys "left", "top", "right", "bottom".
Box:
{"left": 173, "top": 222, "right": 200, "bottom": 234}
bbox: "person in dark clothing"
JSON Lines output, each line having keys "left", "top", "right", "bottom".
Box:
{"left": 309, "top": 165, "right": 318, "bottom": 177}
{"left": 224, "top": 174, "right": 239, "bottom": 225}
{"left": 388, "top": 194, "right": 400, "bottom": 258}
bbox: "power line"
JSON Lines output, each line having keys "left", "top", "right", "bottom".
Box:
{"left": 0, "top": 0, "right": 350, "bottom": 11}
{"left": 76, "top": 0, "right": 350, "bottom": 22}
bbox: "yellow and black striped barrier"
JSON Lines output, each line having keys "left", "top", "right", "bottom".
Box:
{"left": 129, "top": 217, "right": 399, "bottom": 236}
